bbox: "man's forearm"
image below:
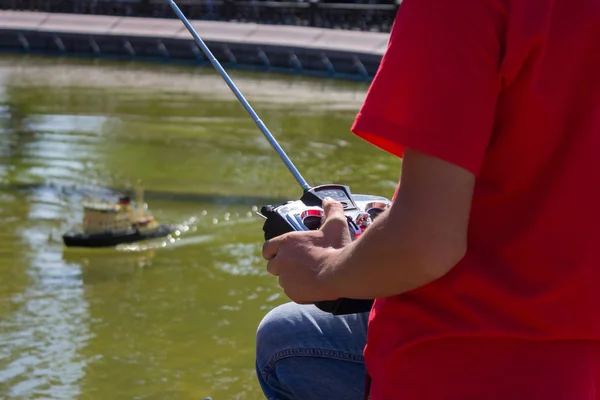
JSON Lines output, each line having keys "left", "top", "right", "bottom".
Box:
{"left": 323, "top": 202, "right": 465, "bottom": 300}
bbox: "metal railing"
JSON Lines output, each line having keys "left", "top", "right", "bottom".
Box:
{"left": 0, "top": 0, "right": 399, "bottom": 32}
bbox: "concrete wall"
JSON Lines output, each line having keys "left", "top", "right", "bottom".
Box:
{"left": 0, "top": 10, "right": 390, "bottom": 79}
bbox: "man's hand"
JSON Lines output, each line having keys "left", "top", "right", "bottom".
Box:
{"left": 261, "top": 198, "right": 352, "bottom": 304}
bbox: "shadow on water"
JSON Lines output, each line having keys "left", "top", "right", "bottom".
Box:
{"left": 0, "top": 55, "right": 400, "bottom": 400}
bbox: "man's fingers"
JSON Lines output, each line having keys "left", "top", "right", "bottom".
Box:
{"left": 262, "top": 236, "right": 282, "bottom": 261}
{"left": 278, "top": 275, "right": 316, "bottom": 304}
{"left": 267, "top": 258, "right": 279, "bottom": 276}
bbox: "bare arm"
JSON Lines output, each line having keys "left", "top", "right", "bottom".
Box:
{"left": 323, "top": 147, "right": 475, "bottom": 299}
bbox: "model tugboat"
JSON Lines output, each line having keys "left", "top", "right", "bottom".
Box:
{"left": 62, "top": 188, "right": 174, "bottom": 248}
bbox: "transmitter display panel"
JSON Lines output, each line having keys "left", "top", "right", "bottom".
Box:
{"left": 313, "top": 188, "right": 349, "bottom": 201}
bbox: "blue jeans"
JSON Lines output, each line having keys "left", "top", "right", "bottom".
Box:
{"left": 255, "top": 302, "right": 370, "bottom": 400}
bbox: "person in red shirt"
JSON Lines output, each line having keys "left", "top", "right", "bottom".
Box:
{"left": 256, "top": 0, "right": 600, "bottom": 398}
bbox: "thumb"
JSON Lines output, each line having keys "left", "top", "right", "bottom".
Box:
{"left": 322, "top": 197, "right": 346, "bottom": 224}
{"left": 320, "top": 197, "right": 351, "bottom": 245}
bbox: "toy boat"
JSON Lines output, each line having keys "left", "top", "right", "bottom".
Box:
{"left": 62, "top": 188, "right": 174, "bottom": 248}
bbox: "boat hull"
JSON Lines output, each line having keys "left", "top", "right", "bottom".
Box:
{"left": 62, "top": 224, "right": 175, "bottom": 248}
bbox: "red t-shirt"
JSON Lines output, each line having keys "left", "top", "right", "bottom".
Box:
{"left": 351, "top": 0, "right": 600, "bottom": 397}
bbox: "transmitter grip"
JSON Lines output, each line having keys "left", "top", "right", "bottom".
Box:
{"left": 261, "top": 204, "right": 295, "bottom": 240}
{"left": 261, "top": 205, "right": 373, "bottom": 315}
{"left": 260, "top": 189, "right": 382, "bottom": 316}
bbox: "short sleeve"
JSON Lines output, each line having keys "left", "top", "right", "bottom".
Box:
{"left": 351, "top": 0, "right": 507, "bottom": 175}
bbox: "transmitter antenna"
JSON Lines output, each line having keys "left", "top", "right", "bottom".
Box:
{"left": 168, "top": 0, "right": 311, "bottom": 192}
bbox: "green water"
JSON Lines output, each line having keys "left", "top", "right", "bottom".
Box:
{"left": 0, "top": 55, "right": 401, "bottom": 399}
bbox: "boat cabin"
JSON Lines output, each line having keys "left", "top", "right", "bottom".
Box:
{"left": 82, "top": 196, "right": 135, "bottom": 234}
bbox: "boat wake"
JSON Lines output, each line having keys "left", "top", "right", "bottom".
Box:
{"left": 114, "top": 212, "right": 258, "bottom": 253}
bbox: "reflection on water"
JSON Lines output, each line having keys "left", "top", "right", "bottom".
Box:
{"left": 1, "top": 189, "right": 92, "bottom": 399}
{"left": 0, "top": 55, "right": 400, "bottom": 399}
